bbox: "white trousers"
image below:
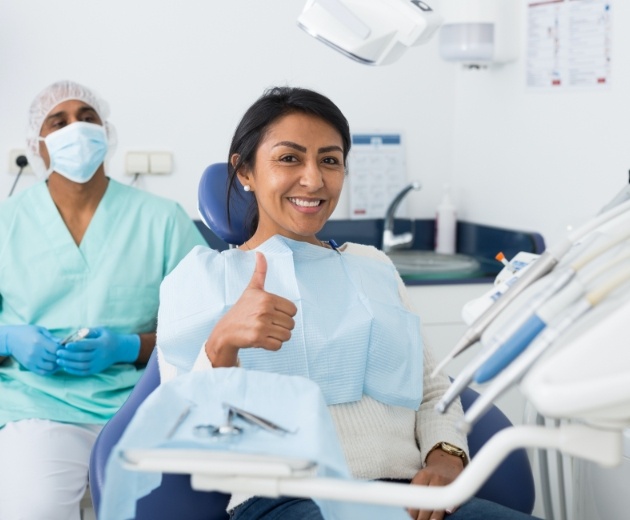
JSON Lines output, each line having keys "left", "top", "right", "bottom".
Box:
{"left": 0, "top": 419, "right": 101, "bottom": 520}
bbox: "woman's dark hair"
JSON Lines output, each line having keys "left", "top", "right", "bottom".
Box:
{"left": 226, "top": 86, "right": 351, "bottom": 239}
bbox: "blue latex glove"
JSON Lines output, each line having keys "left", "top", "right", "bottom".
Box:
{"left": 56, "top": 327, "right": 140, "bottom": 376}
{"left": 0, "top": 325, "right": 60, "bottom": 375}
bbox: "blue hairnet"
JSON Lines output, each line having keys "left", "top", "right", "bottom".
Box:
{"left": 26, "top": 80, "right": 117, "bottom": 177}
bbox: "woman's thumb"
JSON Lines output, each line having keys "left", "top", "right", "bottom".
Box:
{"left": 247, "top": 252, "right": 267, "bottom": 290}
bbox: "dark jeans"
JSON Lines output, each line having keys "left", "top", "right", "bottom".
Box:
{"left": 230, "top": 496, "right": 543, "bottom": 520}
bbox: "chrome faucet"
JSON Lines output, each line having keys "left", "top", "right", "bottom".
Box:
{"left": 382, "top": 182, "right": 422, "bottom": 253}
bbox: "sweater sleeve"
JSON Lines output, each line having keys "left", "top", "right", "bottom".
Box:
{"left": 158, "top": 342, "right": 213, "bottom": 383}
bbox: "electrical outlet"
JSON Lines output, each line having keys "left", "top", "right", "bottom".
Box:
{"left": 149, "top": 152, "right": 173, "bottom": 175}
{"left": 8, "top": 149, "right": 34, "bottom": 175}
{"left": 125, "top": 152, "right": 150, "bottom": 176}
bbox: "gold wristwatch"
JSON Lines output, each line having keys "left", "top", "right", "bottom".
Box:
{"left": 427, "top": 441, "right": 468, "bottom": 466}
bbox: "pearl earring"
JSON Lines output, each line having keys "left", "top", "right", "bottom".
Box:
{"left": 243, "top": 185, "right": 251, "bottom": 192}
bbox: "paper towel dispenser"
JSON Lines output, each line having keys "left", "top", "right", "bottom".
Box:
{"left": 438, "top": 0, "right": 519, "bottom": 68}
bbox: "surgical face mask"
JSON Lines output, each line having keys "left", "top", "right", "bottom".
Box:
{"left": 41, "top": 122, "right": 108, "bottom": 183}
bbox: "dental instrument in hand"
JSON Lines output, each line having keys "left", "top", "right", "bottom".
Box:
{"left": 60, "top": 327, "right": 90, "bottom": 345}
{"left": 432, "top": 197, "right": 630, "bottom": 378}
{"left": 435, "top": 243, "right": 630, "bottom": 413}
{"left": 460, "top": 262, "right": 630, "bottom": 432}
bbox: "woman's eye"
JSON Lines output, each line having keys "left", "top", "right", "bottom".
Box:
{"left": 322, "top": 156, "right": 342, "bottom": 166}
{"left": 279, "top": 155, "right": 298, "bottom": 163}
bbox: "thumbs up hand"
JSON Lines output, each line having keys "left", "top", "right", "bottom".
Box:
{"left": 205, "top": 252, "right": 298, "bottom": 367}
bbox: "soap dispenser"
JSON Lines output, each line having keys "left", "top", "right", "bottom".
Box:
{"left": 435, "top": 184, "right": 457, "bottom": 254}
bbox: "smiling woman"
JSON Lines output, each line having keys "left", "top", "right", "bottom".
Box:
{"left": 153, "top": 86, "right": 541, "bottom": 520}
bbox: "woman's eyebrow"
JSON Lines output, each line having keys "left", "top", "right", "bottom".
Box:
{"left": 272, "top": 142, "right": 343, "bottom": 154}
{"left": 318, "top": 145, "right": 343, "bottom": 154}
{"left": 272, "top": 141, "right": 306, "bottom": 152}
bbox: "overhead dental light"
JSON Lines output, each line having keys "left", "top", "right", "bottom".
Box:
{"left": 297, "top": 0, "right": 443, "bottom": 66}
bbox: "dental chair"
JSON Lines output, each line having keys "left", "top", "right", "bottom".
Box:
{"left": 88, "top": 163, "right": 535, "bottom": 518}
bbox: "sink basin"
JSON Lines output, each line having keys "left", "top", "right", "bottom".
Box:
{"left": 387, "top": 250, "right": 482, "bottom": 280}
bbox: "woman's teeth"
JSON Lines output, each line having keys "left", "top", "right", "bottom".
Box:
{"left": 290, "top": 198, "right": 321, "bottom": 207}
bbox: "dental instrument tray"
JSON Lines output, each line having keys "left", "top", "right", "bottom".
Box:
{"left": 121, "top": 449, "right": 317, "bottom": 478}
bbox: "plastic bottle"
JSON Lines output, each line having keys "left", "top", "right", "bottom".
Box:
{"left": 435, "top": 184, "right": 457, "bottom": 254}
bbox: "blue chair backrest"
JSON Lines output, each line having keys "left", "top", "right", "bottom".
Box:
{"left": 198, "top": 162, "right": 254, "bottom": 246}
{"left": 89, "top": 163, "right": 535, "bottom": 517}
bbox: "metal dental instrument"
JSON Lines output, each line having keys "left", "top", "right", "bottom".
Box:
{"left": 460, "top": 262, "right": 630, "bottom": 432}
{"left": 166, "top": 405, "right": 193, "bottom": 439}
{"left": 194, "top": 403, "right": 296, "bottom": 438}
{"left": 194, "top": 407, "right": 243, "bottom": 438}
{"left": 431, "top": 197, "right": 630, "bottom": 378}
{"left": 225, "top": 403, "right": 298, "bottom": 435}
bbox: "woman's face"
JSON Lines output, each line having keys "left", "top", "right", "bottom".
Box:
{"left": 237, "top": 112, "right": 346, "bottom": 244}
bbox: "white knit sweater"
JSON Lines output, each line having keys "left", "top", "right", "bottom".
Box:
{"left": 158, "top": 242, "right": 468, "bottom": 509}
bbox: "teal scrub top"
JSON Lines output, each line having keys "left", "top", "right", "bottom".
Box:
{"left": 0, "top": 179, "right": 206, "bottom": 426}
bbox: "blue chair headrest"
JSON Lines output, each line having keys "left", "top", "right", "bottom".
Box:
{"left": 197, "top": 162, "right": 254, "bottom": 246}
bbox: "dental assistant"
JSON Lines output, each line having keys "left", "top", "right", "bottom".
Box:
{"left": 157, "top": 87, "right": 541, "bottom": 520}
{"left": 0, "top": 80, "right": 205, "bottom": 520}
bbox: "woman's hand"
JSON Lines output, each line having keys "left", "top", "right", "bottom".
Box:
{"left": 205, "top": 252, "right": 297, "bottom": 367}
{"left": 406, "top": 449, "right": 465, "bottom": 520}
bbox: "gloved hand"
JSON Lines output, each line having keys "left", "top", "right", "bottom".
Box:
{"left": 56, "top": 327, "right": 140, "bottom": 376}
{"left": 0, "top": 325, "right": 60, "bottom": 376}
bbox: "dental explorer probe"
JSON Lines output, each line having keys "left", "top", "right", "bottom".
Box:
{"left": 459, "top": 261, "right": 630, "bottom": 433}
{"left": 435, "top": 225, "right": 630, "bottom": 414}
{"left": 431, "top": 197, "right": 630, "bottom": 379}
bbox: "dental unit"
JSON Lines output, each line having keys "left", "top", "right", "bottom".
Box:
{"left": 435, "top": 212, "right": 630, "bottom": 414}
{"left": 460, "top": 252, "right": 630, "bottom": 432}
{"left": 432, "top": 195, "right": 630, "bottom": 378}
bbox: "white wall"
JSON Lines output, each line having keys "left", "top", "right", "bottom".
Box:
{"left": 448, "top": 0, "right": 630, "bottom": 246}
{"left": 0, "top": 0, "right": 456, "bottom": 221}
{"left": 2, "top": 1, "right": 628, "bottom": 246}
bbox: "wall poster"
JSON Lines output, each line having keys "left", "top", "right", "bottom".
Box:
{"left": 347, "top": 133, "right": 407, "bottom": 220}
{"left": 527, "top": 0, "right": 612, "bottom": 89}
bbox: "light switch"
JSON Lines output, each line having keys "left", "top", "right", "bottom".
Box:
{"left": 125, "top": 152, "right": 150, "bottom": 175}
{"left": 149, "top": 152, "right": 173, "bottom": 175}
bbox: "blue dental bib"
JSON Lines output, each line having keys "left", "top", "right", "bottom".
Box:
{"left": 158, "top": 236, "right": 423, "bottom": 410}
